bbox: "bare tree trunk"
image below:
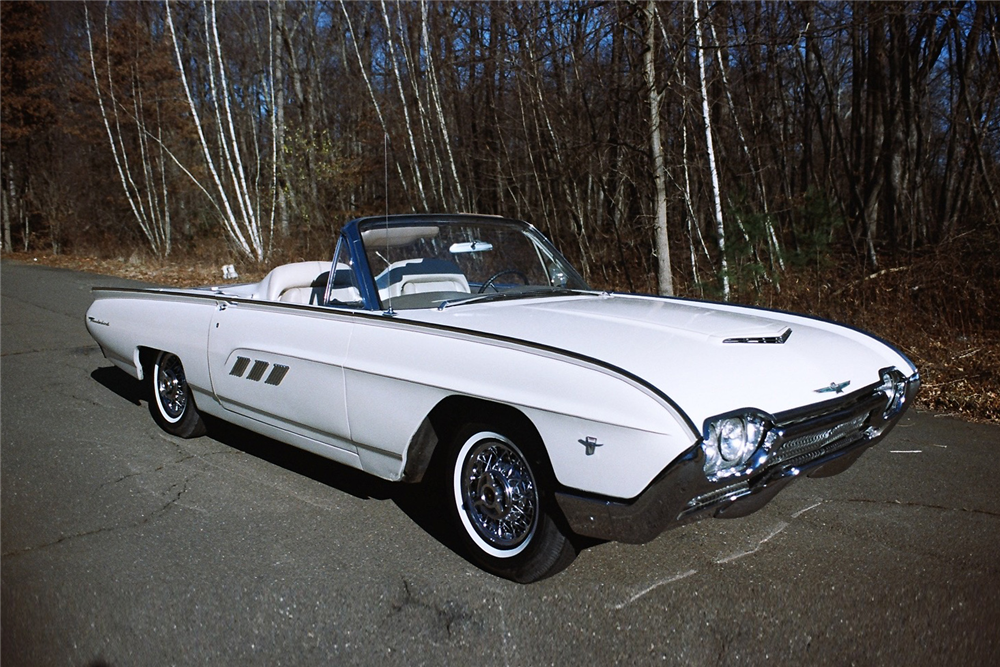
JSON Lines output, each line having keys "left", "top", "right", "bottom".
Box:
{"left": 338, "top": 0, "right": 410, "bottom": 203}
{"left": 165, "top": 0, "right": 268, "bottom": 262}
{"left": 2, "top": 161, "right": 13, "bottom": 253}
{"left": 644, "top": 1, "right": 673, "bottom": 296}
{"left": 85, "top": 3, "right": 170, "bottom": 257}
{"left": 681, "top": 119, "right": 712, "bottom": 279}
{"left": 694, "top": 0, "right": 728, "bottom": 300}
{"left": 709, "top": 18, "right": 784, "bottom": 274}
{"left": 398, "top": 7, "right": 443, "bottom": 205}
{"left": 520, "top": 25, "right": 591, "bottom": 279}
{"left": 274, "top": 0, "right": 289, "bottom": 237}
{"left": 380, "top": 0, "right": 428, "bottom": 210}
{"left": 956, "top": 4, "right": 1000, "bottom": 216}
{"left": 421, "top": 0, "right": 464, "bottom": 209}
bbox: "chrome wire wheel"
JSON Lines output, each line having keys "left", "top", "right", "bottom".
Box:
{"left": 155, "top": 352, "right": 188, "bottom": 423}
{"left": 454, "top": 431, "right": 539, "bottom": 558}
{"left": 149, "top": 351, "right": 206, "bottom": 438}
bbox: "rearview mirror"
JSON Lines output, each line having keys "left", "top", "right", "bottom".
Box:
{"left": 449, "top": 241, "right": 494, "bottom": 254}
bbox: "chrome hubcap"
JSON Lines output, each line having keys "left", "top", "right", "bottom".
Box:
{"left": 460, "top": 439, "right": 538, "bottom": 550}
{"left": 157, "top": 355, "right": 187, "bottom": 419}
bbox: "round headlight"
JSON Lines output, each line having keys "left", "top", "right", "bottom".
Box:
{"left": 719, "top": 418, "right": 749, "bottom": 462}
{"left": 703, "top": 412, "right": 770, "bottom": 478}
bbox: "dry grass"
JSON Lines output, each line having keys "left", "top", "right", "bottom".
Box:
{"left": 728, "top": 227, "right": 1000, "bottom": 424}
{"left": 6, "top": 229, "right": 999, "bottom": 424}
{"left": 3, "top": 251, "right": 271, "bottom": 288}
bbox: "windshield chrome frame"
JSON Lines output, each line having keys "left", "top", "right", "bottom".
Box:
{"left": 340, "top": 214, "right": 589, "bottom": 312}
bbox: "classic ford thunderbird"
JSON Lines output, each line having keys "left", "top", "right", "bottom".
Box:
{"left": 86, "top": 214, "right": 919, "bottom": 582}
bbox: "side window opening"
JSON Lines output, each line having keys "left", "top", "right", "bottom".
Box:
{"left": 324, "top": 237, "right": 364, "bottom": 308}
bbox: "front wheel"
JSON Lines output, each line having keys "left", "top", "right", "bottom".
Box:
{"left": 150, "top": 351, "right": 206, "bottom": 438}
{"left": 448, "top": 426, "right": 576, "bottom": 582}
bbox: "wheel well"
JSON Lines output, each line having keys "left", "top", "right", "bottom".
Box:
{"left": 137, "top": 346, "right": 159, "bottom": 381}
{"left": 400, "top": 395, "right": 544, "bottom": 483}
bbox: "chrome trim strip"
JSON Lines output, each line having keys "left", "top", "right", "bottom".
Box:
{"left": 89, "top": 285, "right": 700, "bottom": 439}
{"left": 723, "top": 327, "right": 792, "bottom": 344}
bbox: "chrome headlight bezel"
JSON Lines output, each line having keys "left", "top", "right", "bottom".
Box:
{"left": 702, "top": 411, "right": 771, "bottom": 480}
{"left": 878, "top": 367, "right": 908, "bottom": 420}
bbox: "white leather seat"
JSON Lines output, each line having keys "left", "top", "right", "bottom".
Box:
{"left": 255, "top": 261, "right": 329, "bottom": 304}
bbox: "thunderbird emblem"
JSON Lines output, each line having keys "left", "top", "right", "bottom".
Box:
{"left": 579, "top": 436, "right": 603, "bottom": 456}
{"left": 816, "top": 380, "right": 850, "bottom": 394}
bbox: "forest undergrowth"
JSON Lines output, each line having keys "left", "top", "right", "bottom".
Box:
{"left": 5, "top": 226, "right": 998, "bottom": 424}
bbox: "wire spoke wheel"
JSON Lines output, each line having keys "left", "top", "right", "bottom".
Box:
{"left": 150, "top": 351, "right": 206, "bottom": 438}
{"left": 459, "top": 436, "right": 538, "bottom": 552}
{"left": 155, "top": 353, "right": 188, "bottom": 422}
{"left": 446, "top": 424, "right": 577, "bottom": 582}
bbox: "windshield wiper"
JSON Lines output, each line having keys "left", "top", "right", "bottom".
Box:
{"left": 437, "top": 288, "right": 593, "bottom": 310}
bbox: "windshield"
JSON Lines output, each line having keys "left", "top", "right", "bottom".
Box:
{"left": 358, "top": 219, "right": 589, "bottom": 310}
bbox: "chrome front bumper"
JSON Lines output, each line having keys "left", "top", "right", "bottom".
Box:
{"left": 555, "top": 373, "right": 921, "bottom": 544}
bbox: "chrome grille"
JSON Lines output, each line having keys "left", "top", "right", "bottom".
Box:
{"left": 769, "top": 413, "right": 869, "bottom": 467}
{"left": 686, "top": 480, "right": 751, "bottom": 510}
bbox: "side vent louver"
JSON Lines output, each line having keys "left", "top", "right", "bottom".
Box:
{"left": 247, "top": 360, "right": 269, "bottom": 382}
{"left": 229, "top": 357, "right": 251, "bottom": 377}
{"left": 228, "top": 357, "right": 290, "bottom": 386}
{"left": 264, "top": 364, "right": 289, "bottom": 386}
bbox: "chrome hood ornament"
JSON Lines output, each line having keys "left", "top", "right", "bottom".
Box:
{"left": 815, "top": 380, "right": 851, "bottom": 394}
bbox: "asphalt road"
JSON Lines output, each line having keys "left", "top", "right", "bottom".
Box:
{"left": 2, "top": 260, "right": 998, "bottom": 666}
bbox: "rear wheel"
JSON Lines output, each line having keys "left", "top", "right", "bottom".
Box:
{"left": 150, "top": 351, "right": 206, "bottom": 438}
{"left": 448, "top": 425, "right": 576, "bottom": 582}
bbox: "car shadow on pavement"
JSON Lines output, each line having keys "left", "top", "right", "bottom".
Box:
{"left": 90, "top": 364, "right": 466, "bottom": 560}
{"left": 91, "top": 366, "right": 144, "bottom": 406}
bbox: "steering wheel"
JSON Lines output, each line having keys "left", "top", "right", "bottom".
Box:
{"left": 478, "top": 269, "right": 530, "bottom": 293}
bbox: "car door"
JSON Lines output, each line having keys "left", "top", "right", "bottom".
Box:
{"left": 207, "top": 299, "right": 357, "bottom": 456}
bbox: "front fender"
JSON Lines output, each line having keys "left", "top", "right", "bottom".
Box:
{"left": 344, "top": 314, "right": 697, "bottom": 498}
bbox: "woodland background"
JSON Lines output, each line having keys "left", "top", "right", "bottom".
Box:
{"left": 2, "top": 1, "right": 999, "bottom": 419}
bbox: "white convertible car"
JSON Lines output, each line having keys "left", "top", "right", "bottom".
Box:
{"left": 86, "top": 214, "right": 919, "bottom": 582}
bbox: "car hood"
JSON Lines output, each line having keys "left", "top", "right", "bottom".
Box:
{"left": 403, "top": 293, "right": 915, "bottom": 428}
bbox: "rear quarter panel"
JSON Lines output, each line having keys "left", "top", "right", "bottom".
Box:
{"left": 86, "top": 290, "right": 216, "bottom": 398}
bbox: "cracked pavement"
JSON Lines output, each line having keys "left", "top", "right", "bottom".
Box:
{"left": 3, "top": 260, "right": 999, "bottom": 666}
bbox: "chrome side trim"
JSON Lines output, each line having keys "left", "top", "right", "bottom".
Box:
{"left": 89, "top": 286, "right": 700, "bottom": 439}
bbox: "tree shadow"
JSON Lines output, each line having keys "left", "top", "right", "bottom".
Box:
{"left": 89, "top": 364, "right": 464, "bottom": 557}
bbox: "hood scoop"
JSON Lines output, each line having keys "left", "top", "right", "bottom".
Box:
{"left": 722, "top": 327, "right": 792, "bottom": 345}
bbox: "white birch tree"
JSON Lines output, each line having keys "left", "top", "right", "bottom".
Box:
{"left": 694, "top": 0, "right": 729, "bottom": 300}
{"left": 380, "top": 0, "right": 428, "bottom": 210}
{"left": 84, "top": 2, "right": 173, "bottom": 257}
{"left": 165, "top": 0, "right": 274, "bottom": 263}
{"left": 644, "top": 1, "right": 673, "bottom": 296}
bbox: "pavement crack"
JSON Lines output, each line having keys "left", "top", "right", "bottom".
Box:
{"left": 387, "top": 577, "right": 469, "bottom": 641}
{"left": 840, "top": 497, "right": 1000, "bottom": 519}
{"left": 714, "top": 521, "right": 789, "bottom": 564}
{"left": 610, "top": 569, "right": 698, "bottom": 610}
{"left": 1, "top": 344, "right": 101, "bottom": 358}
{"left": 154, "top": 478, "right": 191, "bottom": 516}
{"left": 98, "top": 453, "right": 201, "bottom": 490}
{"left": 99, "top": 470, "right": 145, "bottom": 489}
{"left": 4, "top": 477, "right": 194, "bottom": 559}
{"left": 1, "top": 525, "right": 118, "bottom": 559}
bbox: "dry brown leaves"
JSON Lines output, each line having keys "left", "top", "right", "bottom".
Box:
{"left": 3, "top": 252, "right": 269, "bottom": 288}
